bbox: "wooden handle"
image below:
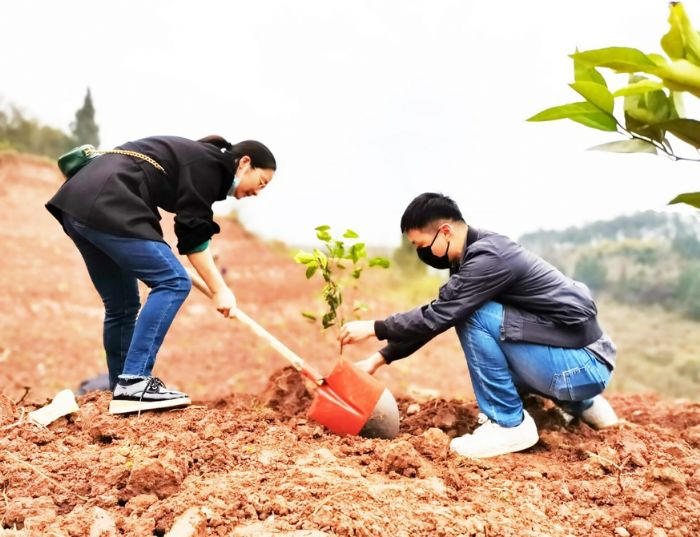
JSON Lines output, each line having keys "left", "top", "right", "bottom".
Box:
{"left": 186, "top": 269, "right": 324, "bottom": 385}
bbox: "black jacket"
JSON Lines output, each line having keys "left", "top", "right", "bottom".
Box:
{"left": 46, "top": 136, "right": 235, "bottom": 254}
{"left": 376, "top": 227, "right": 605, "bottom": 363}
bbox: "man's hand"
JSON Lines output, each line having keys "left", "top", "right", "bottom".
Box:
{"left": 354, "top": 352, "right": 386, "bottom": 376}
{"left": 213, "top": 287, "right": 237, "bottom": 318}
{"left": 338, "top": 320, "right": 376, "bottom": 346}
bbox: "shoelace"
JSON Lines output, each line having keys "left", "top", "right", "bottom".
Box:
{"left": 136, "top": 376, "right": 166, "bottom": 420}
{"left": 146, "top": 377, "right": 166, "bottom": 393}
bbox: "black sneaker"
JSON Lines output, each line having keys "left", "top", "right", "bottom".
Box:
{"left": 109, "top": 376, "right": 191, "bottom": 415}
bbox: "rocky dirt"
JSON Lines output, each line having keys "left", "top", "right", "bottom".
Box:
{"left": 1, "top": 380, "right": 699, "bottom": 536}
{"left": 1, "top": 154, "right": 699, "bottom": 536}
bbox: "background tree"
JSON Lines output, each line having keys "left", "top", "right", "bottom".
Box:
{"left": 0, "top": 99, "right": 74, "bottom": 158}
{"left": 71, "top": 87, "right": 100, "bottom": 147}
{"left": 528, "top": 2, "right": 700, "bottom": 210}
{"left": 573, "top": 254, "right": 607, "bottom": 292}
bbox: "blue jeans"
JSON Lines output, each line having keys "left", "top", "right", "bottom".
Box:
{"left": 456, "top": 301, "right": 611, "bottom": 427}
{"left": 63, "top": 217, "right": 191, "bottom": 390}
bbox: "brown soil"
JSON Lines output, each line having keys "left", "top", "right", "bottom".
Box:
{"left": 1, "top": 154, "right": 699, "bottom": 536}
{"left": 2, "top": 385, "right": 699, "bottom": 536}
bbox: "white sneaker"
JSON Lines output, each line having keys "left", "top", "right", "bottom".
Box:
{"left": 449, "top": 411, "right": 539, "bottom": 459}
{"left": 581, "top": 395, "right": 618, "bottom": 429}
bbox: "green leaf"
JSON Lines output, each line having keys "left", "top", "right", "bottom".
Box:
{"left": 570, "top": 82, "right": 614, "bottom": 114}
{"left": 314, "top": 225, "right": 330, "bottom": 231}
{"left": 570, "top": 47, "right": 658, "bottom": 73}
{"left": 330, "top": 241, "right": 345, "bottom": 258}
{"left": 654, "top": 59, "right": 700, "bottom": 98}
{"left": 613, "top": 79, "right": 664, "bottom": 97}
{"left": 321, "top": 312, "right": 336, "bottom": 329}
{"left": 351, "top": 267, "right": 362, "bottom": 279}
{"left": 661, "top": 2, "right": 700, "bottom": 65}
{"left": 654, "top": 118, "right": 700, "bottom": 148}
{"left": 293, "top": 251, "right": 315, "bottom": 265}
{"left": 313, "top": 248, "right": 328, "bottom": 269}
{"left": 348, "top": 242, "right": 367, "bottom": 263}
{"left": 623, "top": 83, "right": 671, "bottom": 136}
{"left": 316, "top": 230, "right": 332, "bottom": 242}
{"left": 574, "top": 51, "right": 607, "bottom": 87}
{"left": 301, "top": 311, "right": 317, "bottom": 321}
{"left": 569, "top": 111, "right": 618, "bottom": 132}
{"left": 588, "top": 139, "right": 657, "bottom": 154}
{"left": 368, "top": 257, "right": 391, "bottom": 268}
{"left": 527, "top": 101, "right": 600, "bottom": 121}
{"left": 305, "top": 265, "right": 318, "bottom": 279}
{"left": 662, "top": 7, "right": 686, "bottom": 60}
{"left": 669, "top": 191, "right": 700, "bottom": 209}
{"left": 647, "top": 53, "right": 669, "bottom": 67}
{"left": 670, "top": 91, "right": 685, "bottom": 118}
{"left": 343, "top": 229, "right": 359, "bottom": 238}
{"left": 528, "top": 102, "right": 617, "bottom": 131}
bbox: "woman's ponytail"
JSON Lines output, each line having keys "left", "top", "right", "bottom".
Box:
{"left": 198, "top": 135, "right": 233, "bottom": 151}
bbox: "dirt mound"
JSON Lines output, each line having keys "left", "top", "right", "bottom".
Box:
{"left": 259, "top": 367, "right": 313, "bottom": 418}
{"left": 1, "top": 380, "right": 699, "bottom": 536}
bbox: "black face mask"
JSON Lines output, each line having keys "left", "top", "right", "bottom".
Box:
{"left": 416, "top": 229, "right": 451, "bottom": 269}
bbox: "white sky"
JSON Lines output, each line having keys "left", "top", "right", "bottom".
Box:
{"left": 2, "top": 0, "right": 699, "bottom": 246}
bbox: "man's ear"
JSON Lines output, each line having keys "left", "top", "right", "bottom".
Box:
{"left": 440, "top": 222, "right": 454, "bottom": 239}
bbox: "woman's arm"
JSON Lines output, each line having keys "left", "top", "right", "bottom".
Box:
{"left": 187, "top": 246, "right": 236, "bottom": 317}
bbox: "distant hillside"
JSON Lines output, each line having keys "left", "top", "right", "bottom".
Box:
{"left": 520, "top": 210, "right": 700, "bottom": 248}
{"left": 519, "top": 211, "right": 700, "bottom": 321}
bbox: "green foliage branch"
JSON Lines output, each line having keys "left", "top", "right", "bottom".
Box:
{"left": 528, "top": 2, "right": 700, "bottom": 209}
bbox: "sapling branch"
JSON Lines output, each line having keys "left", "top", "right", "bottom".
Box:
{"left": 294, "top": 226, "right": 390, "bottom": 355}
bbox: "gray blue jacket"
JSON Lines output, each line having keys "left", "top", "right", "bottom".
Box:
{"left": 375, "top": 227, "right": 615, "bottom": 367}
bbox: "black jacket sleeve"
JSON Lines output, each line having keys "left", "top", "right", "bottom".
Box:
{"left": 173, "top": 160, "right": 222, "bottom": 254}
{"left": 375, "top": 246, "right": 516, "bottom": 342}
{"left": 378, "top": 335, "right": 435, "bottom": 364}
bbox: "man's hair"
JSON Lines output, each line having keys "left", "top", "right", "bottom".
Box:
{"left": 400, "top": 193, "right": 465, "bottom": 233}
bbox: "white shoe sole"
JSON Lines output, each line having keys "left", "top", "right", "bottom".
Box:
{"left": 109, "top": 397, "right": 191, "bottom": 415}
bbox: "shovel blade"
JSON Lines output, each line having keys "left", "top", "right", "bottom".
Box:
{"left": 358, "top": 388, "right": 400, "bottom": 439}
{"left": 308, "top": 384, "right": 369, "bottom": 436}
{"left": 307, "top": 359, "right": 400, "bottom": 439}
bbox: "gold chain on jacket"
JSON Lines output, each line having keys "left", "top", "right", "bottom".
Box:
{"left": 85, "top": 147, "right": 166, "bottom": 174}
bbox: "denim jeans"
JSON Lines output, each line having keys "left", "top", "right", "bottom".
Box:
{"left": 63, "top": 216, "right": 191, "bottom": 389}
{"left": 456, "top": 301, "right": 611, "bottom": 427}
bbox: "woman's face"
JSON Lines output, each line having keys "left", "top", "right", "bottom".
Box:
{"left": 233, "top": 155, "right": 275, "bottom": 199}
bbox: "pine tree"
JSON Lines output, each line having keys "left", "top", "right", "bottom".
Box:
{"left": 71, "top": 88, "right": 100, "bottom": 147}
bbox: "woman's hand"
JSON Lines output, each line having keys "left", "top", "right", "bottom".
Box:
{"left": 354, "top": 352, "right": 387, "bottom": 376}
{"left": 338, "top": 320, "right": 376, "bottom": 346}
{"left": 213, "top": 287, "right": 237, "bottom": 318}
